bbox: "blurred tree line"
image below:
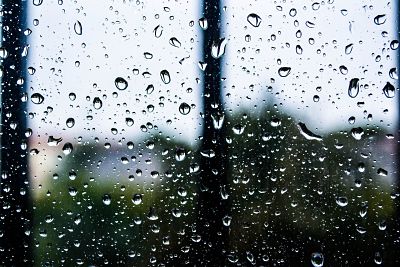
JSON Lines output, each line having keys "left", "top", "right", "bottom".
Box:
{"left": 32, "top": 106, "right": 399, "bottom": 266}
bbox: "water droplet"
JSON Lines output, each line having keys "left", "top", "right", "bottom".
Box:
{"left": 198, "top": 61, "right": 207, "bottom": 71}
{"left": 211, "top": 112, "right": 225, "bottom": 129}
{"left": 153, "top": 25, "right": 163, "bottom": 38}
{"left": 147, "top": 207, "right": 158, "bottom": 221}
{"left": 348, "top": 116, "right": 355, "bottom": 124}
{"left": 278, "top": 67, "right": 291, "bottom": 77}
{"left": 66, "top": 118, "right": 75, "bottom": 128}
{"left": 62, "top": 143, "right": 73, "bottom": 155}
{"left": 102, "top": 194, "right": 111, "bottom": 205}
{"left": 382, "top": 82, "right": 395, "bottom": 98}
{"left": 33, "top": 0, "right": 43, "bottom": 6}
{"left": 69, "top": 171, "right": 77, "bottom": 180}
{"left": 144, "top": 52, "right": 153, "bottom": 59}
{"left": 222, "top": 215, "right": 232, "bottom": 226}
{"left": 336, "top": 196, "right": 348, "bottom": 207}
{"left": 175, "top": 148, "right": 186, "bottom": 161}
{"left": 305, "top": 21, "right": 315, "bottom": 28}
{"left": 339, "top": 65, "right": 348, "bottom": 75}
{"left": 178, "top": 102, "right": 191, "bottom": 115}
{"left": 115, "top": 77, "right": 128, "bottom": 90}
{"left": 340, "top": 9, "right": 348, "bottom": 16}
{"left": 93, "top": 97, "right": 102, "bottom": 109}
{"left": 111, "top": 128, "right": 118, "bottom": 135}
{"left": 312, "top": 2, "right": 320, "bottom": 10}
{"left": 200, "top": 149, "right": 216, "bottom": 158}
{"left": 348, "top": 78, "right": 359, "bottom": 98}
{"left": 31, "top": 93, "right": 44, "bottom": 104}
{"left": 389, "top": 68, "right": 398, "bottom": 80}
{"left": 47, "top": 136, "right": 63, "bottom": 147}
{"left": 160, "top": 70, "right": 171, "bottom": 84}
{"left": 377, "top": 168, "right": 388, "bottom": 176}
{"left": 146, "top": 84, "right": 155, "bottom": 94}
{"left": 378, "top": 220, "right": 386, "bottom": 231}
{"left": 374, "top": 14, "right": 386, "bottom": 25}
{"left": 390, "top": 40, "right": 399, "bottom": 50}
{"left": 313, "top": 95, "right": 320, "bottom": 102}
{"left": 211, "top": 38, "right": 227, "bottom": 59}
{"left": 296, "top": 45, "right": 303, "bottom": 55}
{"left": 172, "top": 208, "right": 182, "bottom": 218}
{"left": 69, "top": 187, "right": 77, "bottom": 196}
{"left": 169, "top": 37, "right": 181, "bottom": 48}
{"left": 345, "top": 43, "right": 353, "bottom": 54}
{"left": 28, "top": 67, "right": 36, "bottom": 75}
{"left": 124, "top": 118, "right": 134, "bottom": 127}
{"left": 132, "top": 194, "right": 142, "bottom": 205}
{"left": 374, "top": 252, "right": 383, "bottom": 265}
{"left": 351, "top": 127, "right": 364, "bottom": 140}
{"left": 247, "top": 13, "right": 262, "bottom": 27}
{"left": 297, "top": 122, "right": 322, "bottom": 141}
{"left": 74, "top": 21, "right": 82, "bottom": 35}
{"left": 289, "top": 8, "right": 297, "bottom": 17}
{"left": 69, "top": 92, "right": 76, "bottom": 101}
{"left": 233, "top": 124, "right": 245, "bottom": 135}
{"left": 199, "top": 17, "right": 208, "bottom": 30}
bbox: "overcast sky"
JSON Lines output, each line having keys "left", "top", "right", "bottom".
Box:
{"left": 27, "top": 0, "right": 398, "bottom": 145}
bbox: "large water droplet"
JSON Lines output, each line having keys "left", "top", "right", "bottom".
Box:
{"left": 102, "top": 194, "right": 111, "bottom": 205}
{"left": 147, "top": 207, "right": 158, "bottom": 220}
{"left": 311, "top": 253, "right": 324, "bottom": 267}
{"left": 374, "top": 252, "right": 382, "bottom": 265}
{"left": 305, "top": 21, "right": 315, "bottom": 28}
{"left": 377, "top": 168, "right": 388, "bottom": 176}
{"left": 389, "top": 68, "right": 398, "bottom": 80}
{"left": 339, "top": 65, "right": 348, "bottom": 75}
{"left": 199, "top": 17, "right": 208, "bottom": 30}
{"left": 169, "top": 37, "right": 181, "bottom": 48}
{"left": 247, "top": 13, "right": 262, "bottom": 27}
{"left": 211, "top": 38, "right": 227, "bottom": 59}
{"left": 351, "top": 127, "right": 364, "bottom": 140}
{"left": 200, "top": 149, "right": 216, "bottom": 158}
{"left": 390, "top": 40, "right": 399, "bottom": 50}
{"left": 33, "top": 0, "right": 43, "bottom": 6}
{"left": 374, "top": 14, "right": 386, "bottom": 25}
{"left": 233, "top": 124, "right": 245, "bottom": 135}
{"left": 160, "top": 70, "right": 171, "bottom": 84}
{"left": 296, "top": 45, "right": 303, "bottom": 55}
{"left": 178, "top": 102, "right": 191, "bottom": 115}
{"left": 146, "top": 84, "right": 155, "bottom": 94}
{"left": 115, "top": 77, "right": 128, "bottom": 90}
{"left": 132, "top": 194, "right": 142, "bottom": 205}
{"left": 66, "top": 118, "right": 75, "bottom": 128}
{"left": 382, "top": 82, "right": 395, "bottom": 98}
{"left": 62, "top": 143, "right": 73, "bottom": 155}
{"left": 345, "top": 43, "right": 353, "bottom": 54}
{"left": 175, "top": 148, "right": 186, "bottom": 161}
{"left": 297, "top": 122, "right": 322, "bottom": 141}
{"left": 31, "top": 93, "right": 44, "bottom": 104}
{"left": 336, "top": 196, "right": 348, "bottom": 207}
{"left": 74, "top": 21, "right": 82, "bottom": 35}
{"left": 47, "top": 136, "right": 63, "bottom": 147}
{"left": 126, "top": 117, "right": 134, "bottom": 126}
{"left": 278, "top": 67, "right": 291, "bottom": 77}
{"left": 348, "top": 78, "right": 359, "bottom": 98}
{"left": 153, "top": 25, "right": 163, "bottom": 38}
{"left": 211, "top": 112, "right": 225, "bottom": 129}
{"left": 93, "top": 97, "right": 102, "bottom": 109}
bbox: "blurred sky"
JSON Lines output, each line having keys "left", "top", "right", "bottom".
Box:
{"left": 27, "top": 0, "right": 398, "bottom": 145}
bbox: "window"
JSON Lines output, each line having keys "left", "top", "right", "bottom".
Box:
{"left": 1, "top": 0, "right": 399, "bottom": 266}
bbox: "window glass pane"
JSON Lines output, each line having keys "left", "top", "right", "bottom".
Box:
{"left": 0, "top": 0, "right": 399, "bottom": 266}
